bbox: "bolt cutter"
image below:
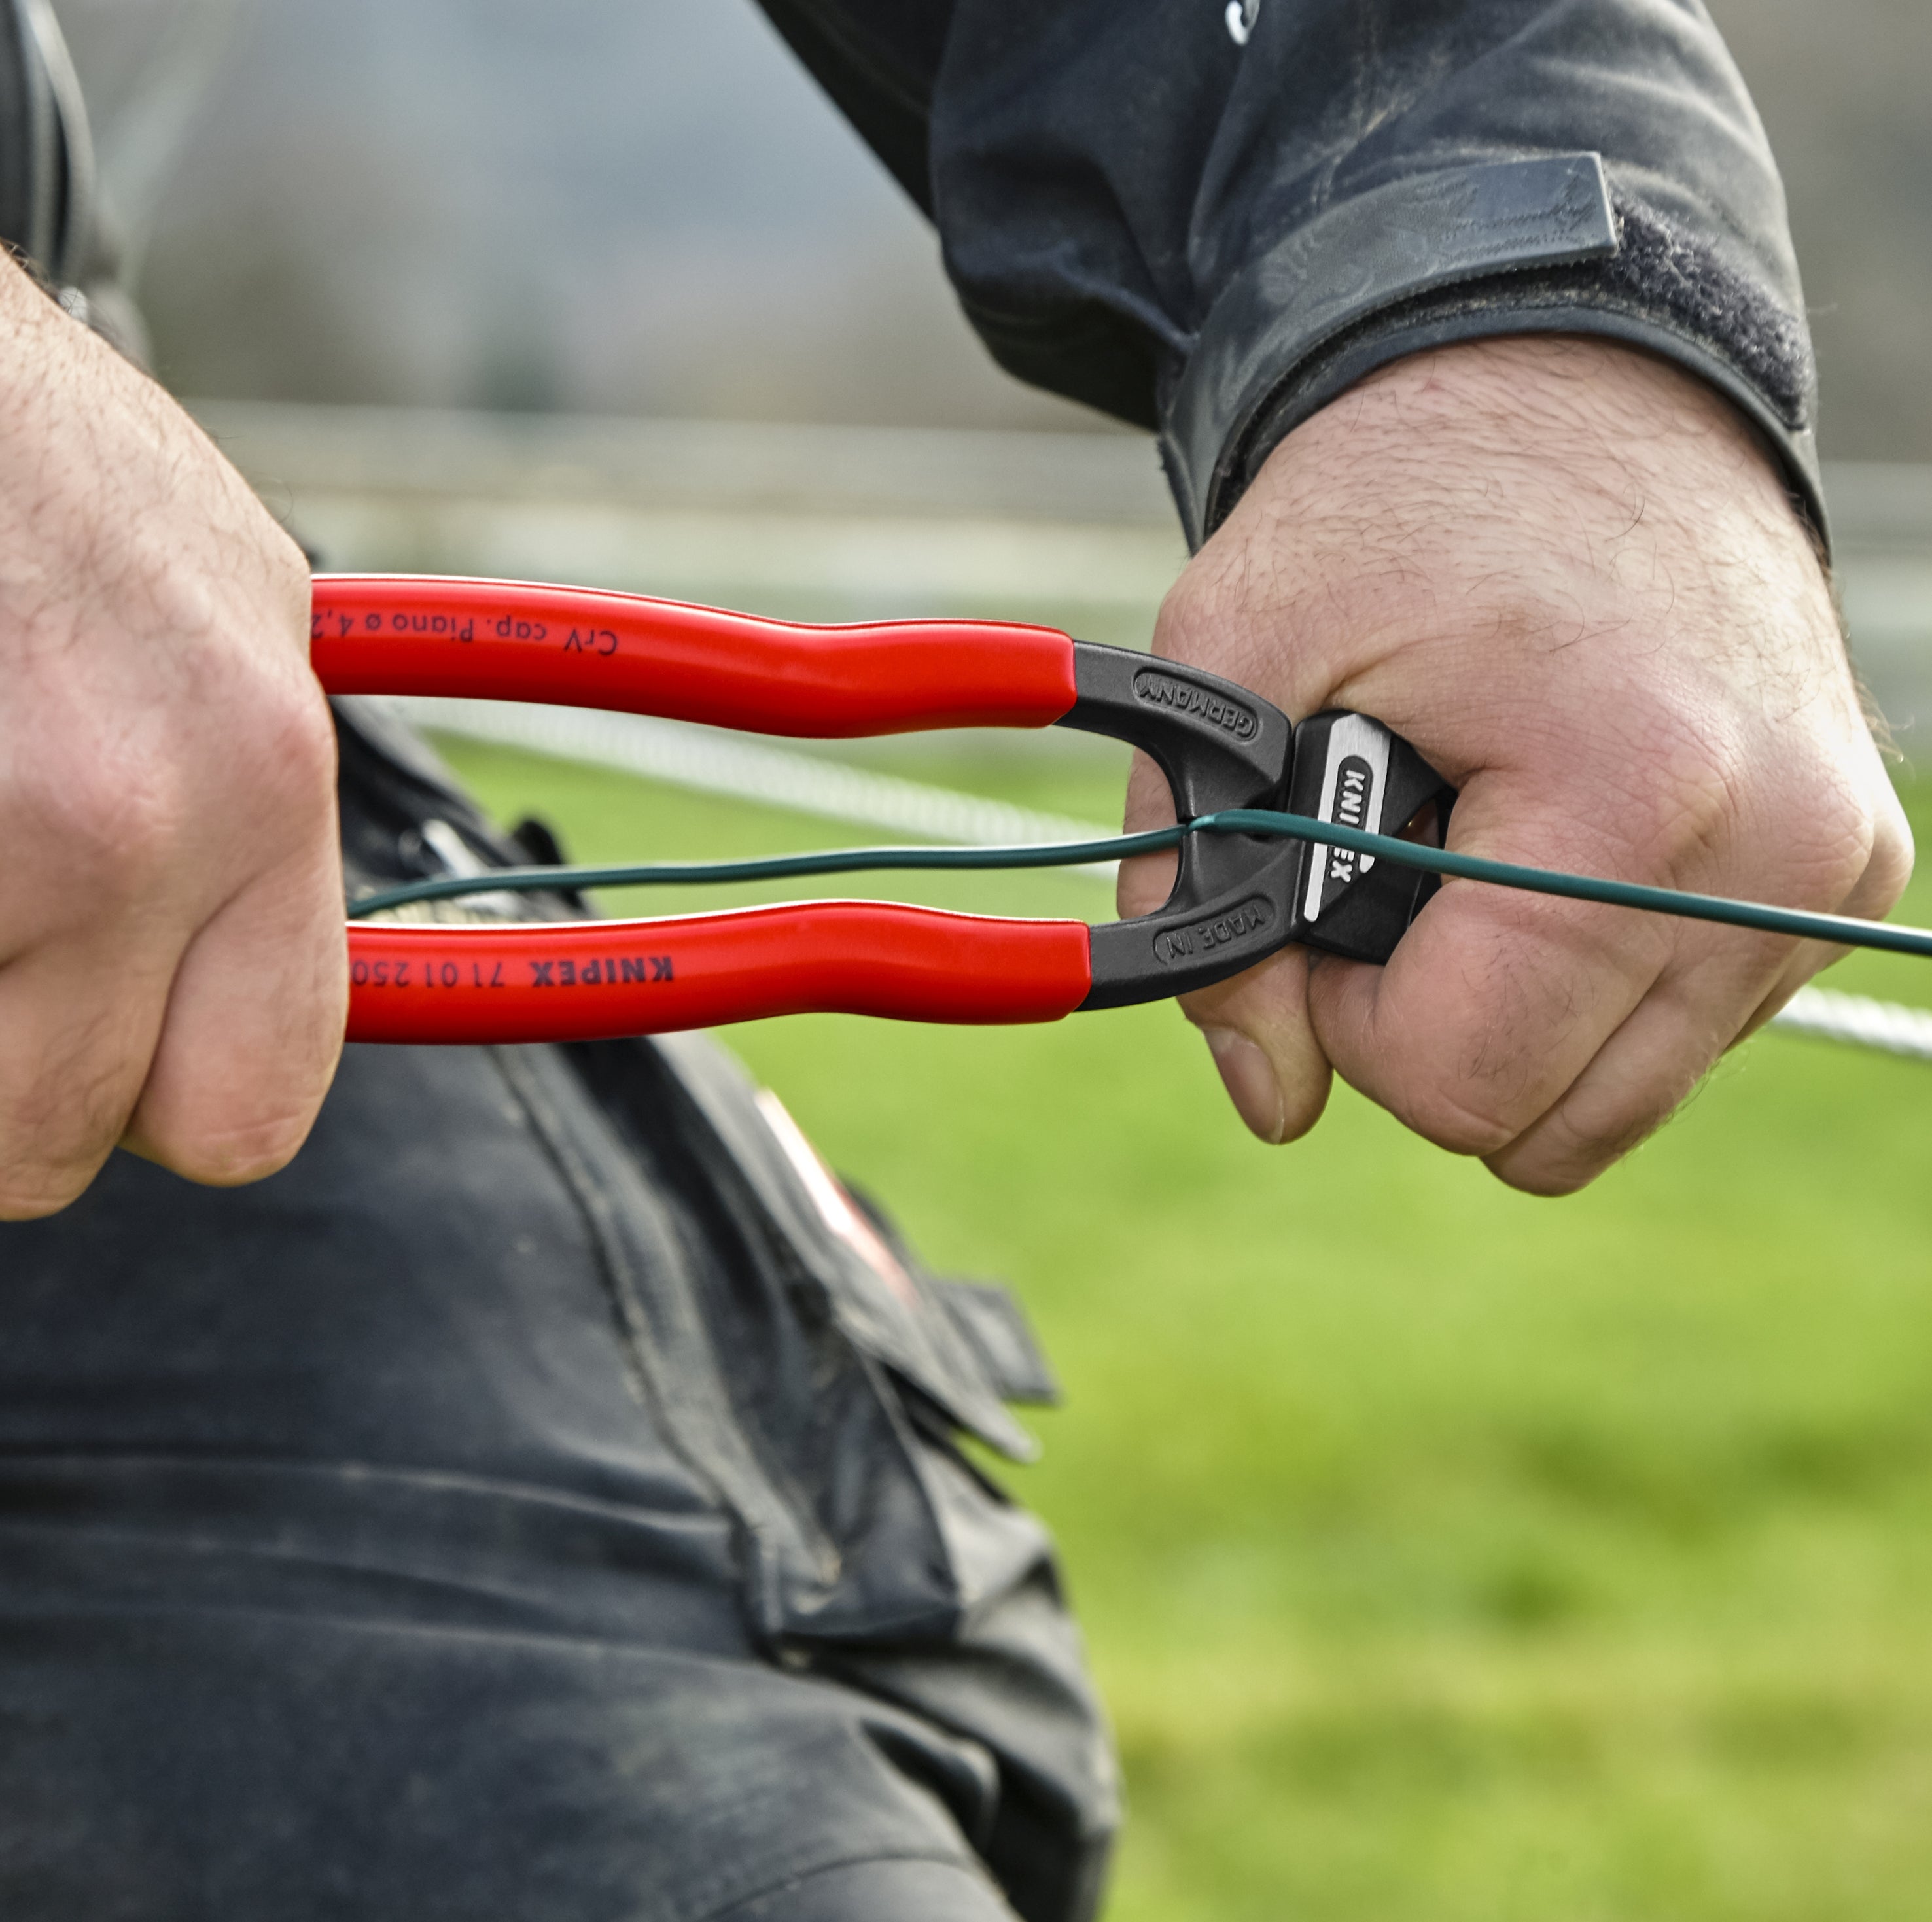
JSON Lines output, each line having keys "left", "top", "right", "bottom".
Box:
{"left": 313, "top": 575, "right": 1454, "bottom": 1044}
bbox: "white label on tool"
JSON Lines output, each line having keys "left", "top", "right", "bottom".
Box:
{"left": 1303, "top": 715, "right": 1391, "bottom": 924}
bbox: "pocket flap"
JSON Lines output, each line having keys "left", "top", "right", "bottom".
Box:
{"left": 652, "top": 1034, "right": 1044, "bottom": 1463}
{"left": 931, "top": 1279, "right": 1061, "bottom": 1408}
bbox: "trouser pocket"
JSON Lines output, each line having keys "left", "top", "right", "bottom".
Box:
{"left": 565, "top": 1028, "right": 1119, "bottom": 1922}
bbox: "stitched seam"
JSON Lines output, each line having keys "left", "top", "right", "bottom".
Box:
{"left": 490, "top": 1046, "right": 814, "bottom": 1638}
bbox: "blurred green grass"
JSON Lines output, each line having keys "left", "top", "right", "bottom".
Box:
{"left": 440, "top": 731, "right": 1932, "bottom": 1922}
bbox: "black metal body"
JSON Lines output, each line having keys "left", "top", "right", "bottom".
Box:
{"left": 1055, "top": 642, "right": 1456, "bottom": 1006}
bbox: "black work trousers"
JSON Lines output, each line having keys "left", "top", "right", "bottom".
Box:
{"left": 0, "top": 705, "right": 1118, "bottom": 1922}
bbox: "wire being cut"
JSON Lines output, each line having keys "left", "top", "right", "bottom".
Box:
{"left": 347, "top": 815, "right": 1932, "bottom": 963}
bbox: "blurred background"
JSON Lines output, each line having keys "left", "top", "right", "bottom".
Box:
{"left": 51, "top": 0, "right": 1932, "bottom": 711}
{"left": 47, "top": 5, "right": 1932, "bottom": 1918}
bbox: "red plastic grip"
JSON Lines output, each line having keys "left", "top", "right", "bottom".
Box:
{"left": 345, "top": 905, "right": 1094, "bottom": 1044}
{"left": 311, "top": 574, "right": 1078, "bottom": 735}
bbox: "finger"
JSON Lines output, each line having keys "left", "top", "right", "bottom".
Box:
{"left": 1318, "top": 766, "right": 1907, "bottom": 1189}
{"left": 122, "top": 843, "right": 347, "bottom": 1187}
{"left": 1738, "top": 790, "right": 1915, "bottom": 1039}
{"left": 0, "top": 936, "right": 178, "bottom": 1218}
{"left": 1116, "top": 747, "right": 1179, "bottom": 916}
{"left": 1180, "top": 948, "right": 1333, "bottom": 1142}
{"left": 1307, "top": 801, "right": 1676, "bottom": 1158}
{"left": 1483, "top": 779, "right": 1908, "bottom": 1193}
{"left": 1117, "top": 749, "right": 1333, "bottom": 1142}
{"left": 1480, "top": 925, "right": 1793, "bottom": 1194}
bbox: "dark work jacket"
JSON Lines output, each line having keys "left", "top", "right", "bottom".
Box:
{"left": 753, "top": 0, "right": 1823, "bottom": 544}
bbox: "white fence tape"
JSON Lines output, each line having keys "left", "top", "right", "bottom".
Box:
{"left": 1763, "top": 985, "right": 1932, "bottom": 1063}
{"left": 394, "top": 696, "right": 1112, "bottom": 852}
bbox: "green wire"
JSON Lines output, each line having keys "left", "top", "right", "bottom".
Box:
{"left": 347, "top": 808, "right": 1932, "bottom": 962}
{"left": 347, "top": 828, "right": 1184, "bottom": 918}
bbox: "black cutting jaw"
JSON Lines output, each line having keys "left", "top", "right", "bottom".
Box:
{"left": 1055, "top": 642, "right": 1455, "bottom": 1009}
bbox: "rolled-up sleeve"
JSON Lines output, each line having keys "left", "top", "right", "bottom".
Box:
{"left": 754, "top": 0, "right": 1820, "bottom": 547}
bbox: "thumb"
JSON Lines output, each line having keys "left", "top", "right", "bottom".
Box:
{"left": 1119, "top": 748, "right": 1334, "bottom": 1144}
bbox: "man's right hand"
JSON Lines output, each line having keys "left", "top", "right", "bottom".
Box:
{"left": 0, "top": 256, "right": 344, "bottom": 1219}
{"left": 1119, "top": 338, "right": 1910, "bottom": 1195}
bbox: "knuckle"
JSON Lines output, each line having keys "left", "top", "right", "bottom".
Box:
{"left": 1787, "top": 759, "right": 1885, "bottom": 879}
{"left": 245, "top": 677, "right": 338, "bottom": 819}
{"left": 1867, "top": 830, "right": 1916, "bottom": 916}
{"left": 1153, "top": 553, "right": 1252, "bottom": 667}
{"left": 1396, "top": 1081, "right": 1521, "bottom": 1159}
{"left": 137, "top": 1035, "right": 338, "bottom": 1190}
{"left": 1847, "top": 786, "right": 1914, "bottom": 917}
{"left": 1486, "top": 1152, "right": 1604, "bottom": 1200}
{"left": 0, "top": 1072, "right": 128, "bottom": 1221}
{"left": 0, "top": 1164, "right": 99, "bottom": 1220}
{"left": 1153, "top": 572, "right": 1214, "bottom": 652}
{"left": 1609, "top": 710, "right": 1890, "bottom": 922}
{"left": 1589, "top": 708, "right": 1752, "bottom": 881}
{"left": 157, "top": 1106, "right": 315, "bottom": 1188}
{"left": 22, "top": 758, "right": 184, "bottom": 895}
{"left": 1484, "top": 1083, "right": 1683, "bottom": 1197}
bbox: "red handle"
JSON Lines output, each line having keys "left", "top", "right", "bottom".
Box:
{"left": 322, "top": 574, "right": 1090, "bottom": 1043}
{"left": 311, "top": 574, "right": 1078, "bottom": 735}
{"left": 346, "top": 905, "right": 1093, "bottom": 1044}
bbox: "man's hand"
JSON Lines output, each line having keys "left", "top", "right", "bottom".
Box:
{"left": 0, "top": 257, "right": 343, "bottom": 1219}
{"left": 1122, "top": 337, "right": 1912, "bottom": 1194}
